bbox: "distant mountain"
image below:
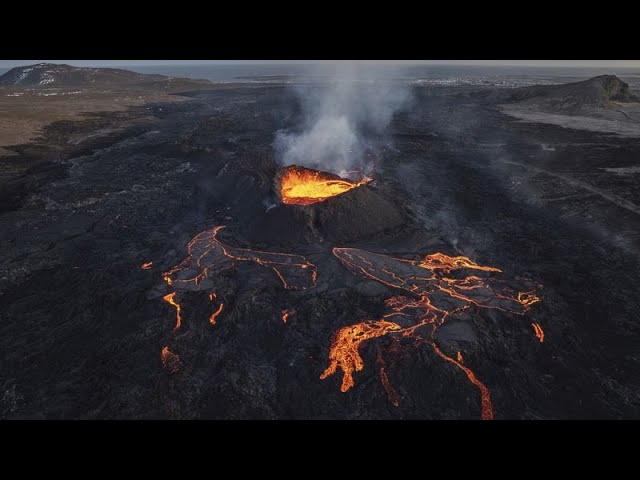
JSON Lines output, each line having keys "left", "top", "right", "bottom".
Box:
{"left": 0, "top": 63, "right": 210, "bottom": 89}
{"left": 506, "top": 75, "right": 640, "bottom": 112}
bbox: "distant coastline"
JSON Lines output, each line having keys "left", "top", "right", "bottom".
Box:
{"left": 2, "top": 64, "right": 640, "bottom": 88}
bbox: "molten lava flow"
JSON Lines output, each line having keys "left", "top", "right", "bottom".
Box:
{"left": 161, "top": 225, "right": 316, "bottom": 332}
{"left": 163, "top": 226, "right": 317, "bottom": 294}
{"left": 320, "top": 320, "right": 402, "bottom": 392}
{"left": 163, "top": 292, "right": 183, "bottom": 332}
{"left": 280, "top": 165, "right": 370, "bottom": 206}
{"left": 209, "top": 303, "right": 224, "bottom": 325}
{"left": 532, "top": 322, "right": 544, "bottom": 343}
{"left": 321, "top": 247, "right": 541, "bottom": 420}
{"left": 432, "top": 342, "right": 493, "bottom": 420}
{"left": 161, "top": 346, "right": 182, "bottom": 374}
{"left": 282, "top": 309, "right": 291, "bottom": 324}
{"left": 520, "top": 291, "right": 542, "bottom": 307}
{"left": 419, "top": 253, "right": 502, "bottom": 274}
{"left": 141, "top": 261, "right": 153, "bottom": 270}
{"left": 158, "top": 226, "right": 317, "bottom": 363}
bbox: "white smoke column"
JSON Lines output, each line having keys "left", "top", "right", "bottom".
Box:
{"left": 274, "top": 62, "right": 411, "bottom": 177}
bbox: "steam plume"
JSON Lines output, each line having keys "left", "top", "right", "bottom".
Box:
{"left": 274, "top": 62, "right": 411, "bottom": 177}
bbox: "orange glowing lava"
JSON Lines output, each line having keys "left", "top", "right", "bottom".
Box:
{"left": 280, "top": 165, "right": 370, "bottom": 206}
{"left": 432, "top": 342, "right": 493, "bottom": 420}
{"left": 320, "top": 320, "right": 402, "bottom": 392}
{"left": 163, "top": 292, "right": 183, "bottom": 332}
{"left": 282, "top": 309, "right": 292, "bottom": 324}
{"left": 321, "top": 247, "right": 541, "bottom": 420}
{"left": 141, "top": 261, "right": 153, "bottom": 270}
{"left": 532, "top": 322, "right": 544, "bottom": 343}
{"left": 163, "top": 226, "right": 316, "bottom": 294}
{"left": 419, "top": 253, "right": 502, "bottom": 274}
{"left": 209, "top": 303, "right": 224, "bottom": 325}
{"left": 159, "top": 225, "right": 316, "bottom": 365}
{"left": 161, "top": 346, "right": 182, "bottom": 373}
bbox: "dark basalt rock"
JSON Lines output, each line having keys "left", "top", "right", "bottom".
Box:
{"left": 4, "top": 73, "right": 639, "bottom": 420}
{"left": 247, "top": 182, "right": 407, "bottom": 245}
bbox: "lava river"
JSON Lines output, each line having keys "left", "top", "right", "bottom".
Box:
{"left": 159, "top": 226, "right": 317, "bottom": 370}
{"left": 321, "top": 248, "right": 541, "bottom": 420}
{"left": 155, "top": 225, "right": 541, "bottom": 419}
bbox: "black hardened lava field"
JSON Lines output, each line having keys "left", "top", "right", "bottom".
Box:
{"left": 1, "top": 63, "right": 639, "bottom": 419}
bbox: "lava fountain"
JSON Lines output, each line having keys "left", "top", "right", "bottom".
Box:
{"left": 279, "top": 165, "right": 371, "bottom": 206}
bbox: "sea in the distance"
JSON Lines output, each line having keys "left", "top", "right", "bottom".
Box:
{"left": 128, "top": 64, "right": 640, "bottom": 88}
{"left": 2, "top": 63, "right": 640, "bottom": 88}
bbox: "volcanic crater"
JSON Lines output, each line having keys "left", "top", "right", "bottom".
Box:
{"left": 244, "top": 164, "right": 409, "bottom": 246}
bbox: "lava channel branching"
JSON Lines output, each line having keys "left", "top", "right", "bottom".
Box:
{"left": 159, "top": 226, "right": 317, "bottom": 370}
{"left": 321, "top": 247, "right": 541, "bottom": 420}
{"left": 280, "top": 165, "right": 371, "bottom": 206}
{"left": 164, "top": 226, "right": 317, "bottom": 294}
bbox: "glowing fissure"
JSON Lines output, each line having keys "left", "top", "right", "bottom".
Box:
{"left": 280, "top": 165, "right": 370, "bottom": 206}
{"left": 209, "top": 303, "right": 224, "bottom": 325}
{"left": 321, "top": 247, "right": 541, "bottom": 420}
{"left": 141, "top": 261, "right": 153, "bottom": 270}
{"left": 162, "top": 292, "right": 183, "bottom": 332}
{"left": 432, "top": 341, "right": 493, "bottom": 420}
{"left": 532, "top": 322, "right": 545, "bottom": 342}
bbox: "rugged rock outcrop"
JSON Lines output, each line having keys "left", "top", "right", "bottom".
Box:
{"left": 0, "top": 63, "right": 210, "bottom": 89}
{"left": 506, "top": 75, "right": 639, "bottom": 112}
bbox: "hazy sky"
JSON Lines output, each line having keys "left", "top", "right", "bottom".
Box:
{"left": 1, "top": 60, "right": 639, "bottom": 68}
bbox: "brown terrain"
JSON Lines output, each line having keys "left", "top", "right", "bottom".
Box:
{"left": 0, "top": 63, "right": 211, "bottom": 166}
{"left": 0, "top": 87, "right": 182, "bottom": 156}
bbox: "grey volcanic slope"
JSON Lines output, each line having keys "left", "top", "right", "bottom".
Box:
{"left": 503, "top": 75, "right": 640, "bottom": 112}
{"left": 0, "top": 63, "right": 210, "bottom": 89}
{"left": 497, "top": 75, "right": 640, "bottom": 137}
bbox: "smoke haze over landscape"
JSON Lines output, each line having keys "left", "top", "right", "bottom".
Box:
{"left": 273, "top": 63, "right": 412, "bottom": 176}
